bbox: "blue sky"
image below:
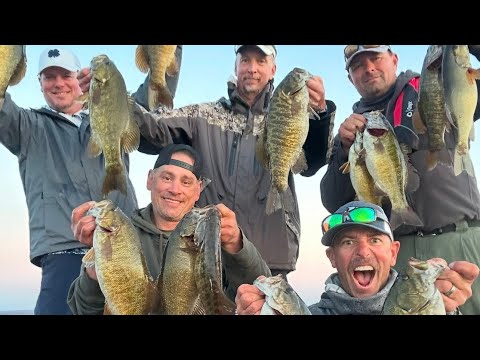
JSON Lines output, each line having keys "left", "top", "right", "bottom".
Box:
{"left": 1, "top": 45, "right": 479, "bottom": 311}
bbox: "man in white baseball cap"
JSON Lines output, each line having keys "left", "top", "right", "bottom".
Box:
{"left": 0, "top": 46, "right": 139, "bottom": 315}
{"left": 234, "top": 45, "right": 277, "bottom": 58}
{"left": 38, "top": 47, "right": 81, "bottom": 75}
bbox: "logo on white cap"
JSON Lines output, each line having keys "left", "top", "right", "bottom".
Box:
{"left": 38, "top": 47, "right": 81, "bottom": 75}
{"left": 234, "top": 45, "right": 277, "bottom": 58}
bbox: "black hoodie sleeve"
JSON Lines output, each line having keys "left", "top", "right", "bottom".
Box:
{"left": 302, "top": 100, "right": 337, "bottom": 177}
{"left": 320, "top": 134, "right": 357, "bottom": 213}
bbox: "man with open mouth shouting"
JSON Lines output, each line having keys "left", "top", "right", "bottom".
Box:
{"left": 235, "top": 200, "right": 479, "bottom": 315}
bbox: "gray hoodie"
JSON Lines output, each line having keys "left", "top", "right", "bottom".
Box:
{"left": 308, "top": 270, "right": 398, "bottom": 315}
{"left": 67, "top": 204, "right": 271, "bottom": 315}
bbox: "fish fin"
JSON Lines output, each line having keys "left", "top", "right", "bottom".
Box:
{"left": 166, "top": 52, "right": 180, "bottom": 77}
{"left": 191, "top": 296, "right": 207, "bottom": 315}
{"left": 75, "top": 92, "right": 89, "bottom": 103}
{"left": 266, "top": 186, "right": 282, "bottom": 215}
{"left": 146, "top": 277, "right": 162, "bottom": 315}
{"left": 217, "top": 293, "right": 236, "bottom": 315}
{"left": 373, "top": 183, "right": 388, "bottom": 197}
{"left": 150, "top": 275, "right": 165, "bottom": 315}
{"left": 103, "top": 303, "right": 113, "bottom": 315}
{"left": 339, "top": 161, "right": 350, "bottom": 174}
{"left": 467, "top": 68, "right": 480, "bottom": 84}
{"left": 103, "top": 163, "right": 127, "bottom": 197}
{"left": 425, "top": 150, "right": 451, "bottom": 172}
{"left": 135, "top": 45, "right": 150, "bottom": 73}
{"left": 454, "top": 151, "right": 475, "bottom": 177}
{"left": 9, "top": 56, "right": 27, "bottom": 86}
{"left": 121, "top": 105, "right": 140, "bottom": 153}
{"left": 399, "top": 143, "right": 413, "bottom": 156}
{"left": 148, "top": 83, "right": 173, "bottom": 110}
{"left": 255, "top": 123, "right": 269, "bottom": 168}
{"left": 412, "top": 107, "right": 427, "bottom": 134}
{"left": 405, "top": 159, "right": 420, "bottom": 193}
{"left": 389, "top": 207, "right": 423, "bottom": 231}
{"left": 291, "top": 150, "right": 308, "bottom": 174}
{"left": 82, "top": 248, "right": 96, "bottom": 267}
{"left": 87, "top": 137, "right": 103, "bottom": 158}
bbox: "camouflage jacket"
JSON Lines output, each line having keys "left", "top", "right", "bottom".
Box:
{"left": 134, "top": 80, "right": 336, "bottom": 272}
{"left": 67, "top": 204, "right": 271, "bottom": 315}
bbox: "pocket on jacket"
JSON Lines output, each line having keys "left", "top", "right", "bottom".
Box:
{"left": 43, "top": 192, "right": 74, "bottom": 239}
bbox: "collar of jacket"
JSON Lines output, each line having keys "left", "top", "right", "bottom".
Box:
{"left": 223, "top": 79, "right": 274, "bottom": 116}
{"left": 34, "top": 107, "right": 88, "bottom": 125}
{"left": 131, "top": 203, "right": 167, "bottom": 236}
{"left": 352, "top": 70, "right": 420, "bottom": 114}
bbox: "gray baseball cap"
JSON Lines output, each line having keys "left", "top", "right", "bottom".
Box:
{"left": 344, "top": 45, "right": 391, "bottom": 70}
{"left": 321, "top": 201, "right": 393, "bottom": 246}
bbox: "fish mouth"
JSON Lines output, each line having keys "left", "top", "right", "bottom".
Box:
{"left": 367, "top": 128, "right": 387, "bottom": 137}
{"left": 99, "top": 225, "right": 113, "bottom": 233}
{"left": 353, "top": 265, "right": 376, "bottom": 288}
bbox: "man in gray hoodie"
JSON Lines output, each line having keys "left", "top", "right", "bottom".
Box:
{"left": 67, "top": 144, "right": 271, "bottom": 314}
{"left": 235, "top": 201, "right": 478, "bottom": 315}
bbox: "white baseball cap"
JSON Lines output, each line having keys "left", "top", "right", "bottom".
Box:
{"left": 234, "top": 45, "right": 277, "bottom": 58}
{"left": 38, "top": 47, "right": 81, "bottom": 75}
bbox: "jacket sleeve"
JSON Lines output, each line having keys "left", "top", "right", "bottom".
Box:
{"left": 67, "top": 265, "right": 105, "bottom": 315}
{"left": 320, "top": 134, "right": 357, "bottom": 213}
{"left": 302, "top": 100, "right": 337, "bottom": 177}
{"left": 0, "top": 93, "right": 33, "bottom": 157}
{"left": 133, "top": 45, "right": 183, "bottom": 112}
{"left": 222, "top": 229, "right": 272, "bottom": 301}
{"left": 132, "top": 102, "right": 198, "bottom": 154}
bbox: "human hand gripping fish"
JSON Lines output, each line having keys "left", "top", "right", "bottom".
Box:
{"left": 435, "top": 260, "right": 479, "bottom": 313}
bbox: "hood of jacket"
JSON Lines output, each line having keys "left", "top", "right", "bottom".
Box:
{"left": 221, "top": 77, "right": 274, "bottom": 117}
{"left": 352, "top": 70, "right": 419, "bottom": 114}
{"left": 130, "top": 204, "right": 164, "bottom": 236}
{"left": 310, "top": 269, "right": 398, "bottom": 315}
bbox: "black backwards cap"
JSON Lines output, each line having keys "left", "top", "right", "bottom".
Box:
{"left": 153, "top": 144, "right": 203, "bottom": 179}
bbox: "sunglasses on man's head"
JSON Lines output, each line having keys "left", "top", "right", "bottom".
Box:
{"left": 343, "top": 45, "right": 387, "bottom": 61}
{"left": 321, "top": 206, "right": 382, "bottom": 234}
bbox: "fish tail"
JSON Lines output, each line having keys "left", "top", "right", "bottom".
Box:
{"left": 102, "top": 163, "right": 127, "bottom": 197}
{"left": 266, "top": 187, "right": 281, "bottom": 215}
{"left": 148, "top": 83, "right": 173, "bottom": 110}
{"left": 390, "top": 206, "right": 423, "bottom": 231}
{"left": 454, "top": 151, "right": 475, "bottom": 177}
{"left": 425, "top": 150, "right": 450, "bottom": 171}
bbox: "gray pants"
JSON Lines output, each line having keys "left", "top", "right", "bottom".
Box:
{"left": 394, "top": 220, "right": 480, "bottom": 315}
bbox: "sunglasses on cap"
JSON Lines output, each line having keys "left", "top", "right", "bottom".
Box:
{"left": 343, "top": 45, "right": 390, "bottom": 61}
{"left": 321, "top": 206, "right": 384, "bottom": 234}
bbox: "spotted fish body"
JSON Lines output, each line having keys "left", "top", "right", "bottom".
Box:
{"left": 158, "top": 205, "right": 235, "bottom": 315}
{"left": 87, "top": 54, "right": 140, "bottom": 198}
{"left": 341, "top": 130, "right": 382, "bottom": 206}
{"left": 442, "top": 45, "right": 479, "bottom": 176}
{"left": 135, "top": 45, "right": 179, "bottom": 110}
{"left": 362, "top": 111, "right": 423, "bottom": 231}
{"left": 254, "top": 274, "right": 311, "bottom": 315}
{"left": 256, "top": 67, "right": 312, "bottom": 215}
{"left": 382, "top": 258, "right": 446, "bottom": 315}
{"left": 83, "top": 200, "right": 156, "bottom": 315}
{"left": 413, "top": 45, "right": 452, "bottom": 171}
{"left": 0, "top": 45, "right": 26, "bottom": 102}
